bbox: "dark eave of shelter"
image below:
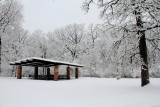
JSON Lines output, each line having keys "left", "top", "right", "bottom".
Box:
{"left": 10, "top": 57, "right": 84, "bottom": 67}
{"left": 13, "top": 60, "right": 57, "bottom": 67}
{"left": 20, "top": 62, "right": 57, "bottom": 67}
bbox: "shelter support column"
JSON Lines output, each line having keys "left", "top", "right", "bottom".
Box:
{"left": 54, "top": 65, "right": 59, "bottom": 81}
{"left": 47, "top": 67, "right": 50, "bottom": 76}
{"left": 17, "top": 65, "right": 22, "bottom": 79}
{"left": 66, "top": 66, "right": 70, "bottom": 80}
{"left": 47, "top": 67, "right": 50, "bottom": 80}
{"left": 75, "top": 67, "right": 78, "bottom": 79}
{"left": 34, "top": 66, "right": 38, "bottom": 79}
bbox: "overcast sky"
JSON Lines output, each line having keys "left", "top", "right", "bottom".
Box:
{"left": 21, "top": 0, "right": 102, "bottom": 33}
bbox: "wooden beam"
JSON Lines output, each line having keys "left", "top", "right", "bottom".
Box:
{"left": 66, "top": 66, "right": 70, "bottom": 80}
{"left": 54, "top": 66, "right": 59, "bottom": 81}
{"left": 75, "top": 67, "right": 78, "bottom": 79}
{"left": 17, "top": 65, "right": 22, "bottom": 79}
{"left": 34, "top": 66, "right": 38, "bottom": 79}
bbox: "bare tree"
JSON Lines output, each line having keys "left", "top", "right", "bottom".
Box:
{"left": 55, "top": 24, "right": 85, "bottom": 61}
{"left": 0, "top": 0, "right": 23, "bottom": 73}
{"left": 83, "top": 0, "right": 160, "bottom": 86}
{"left": 88, "top": 24, "right": 99, "bottom": 48}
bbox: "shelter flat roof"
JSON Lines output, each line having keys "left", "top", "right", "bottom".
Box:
{"left": 10, "top": 57, "right": 83, "bottom": 67}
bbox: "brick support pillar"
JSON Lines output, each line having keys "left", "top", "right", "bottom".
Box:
{"left": 75, "top": 67, "right": 78, "bottom": 79}
{"left": 66, "top": 66, "right": 70, "bottom": 80}
{"left": 17, "top": 65, "right": 22, "bottom": 79}
{"left": 34, "top": 66, "right": 38, "bottom": 79}
{"left": 54, "top": 66, "right": 59, "bottom": 81}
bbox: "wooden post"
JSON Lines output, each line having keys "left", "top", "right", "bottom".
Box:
{"left": 47, "top": 67, "right": 50, "bottom": 76}
{"left": 34, "top": 66, "right": 38, "bottom": 79}
{"left": 66, "top": 66, "right": 70, "bottom": 80}
{"left": 75, "top": 67, "right": 78, "bottom": 79}
{"left": 54, "top": 65, "right": 59, "bottom": 81}
{"left": 17, "top": 65, "right": 22, "bottom": 79}
{"left": 47, "top": 67, "right": 50, "bottom": 80}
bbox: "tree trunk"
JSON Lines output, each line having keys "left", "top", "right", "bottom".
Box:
{"left": 0, "top": 37, "right": 1, "bottom": 74}
{"left": 139, "top": 32, "right": 149, "bottom": 86}
{"left": 135, "top": 8, "right": 150, "bottom": 86}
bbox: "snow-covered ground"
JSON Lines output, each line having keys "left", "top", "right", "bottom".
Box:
{"left": 0, "top": 77, "right": 160, "bottom": 107}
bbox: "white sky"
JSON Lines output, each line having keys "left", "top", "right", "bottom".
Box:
{"left": 21, "top": 0, "right": 102, "bottom": 33}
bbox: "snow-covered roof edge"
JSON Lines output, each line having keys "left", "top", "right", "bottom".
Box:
{"left": 10, "top": 57, "right": 84, "bottom": 67}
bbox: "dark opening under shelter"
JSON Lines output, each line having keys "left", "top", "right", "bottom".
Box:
{"left": 10, "top": 57, "right": 83, "bottom": 81}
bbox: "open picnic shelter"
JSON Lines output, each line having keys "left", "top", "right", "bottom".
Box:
{"left": 10, "top": 57, "right": 83, "bottom": 81}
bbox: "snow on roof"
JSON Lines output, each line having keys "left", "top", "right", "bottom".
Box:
{"left": 10, "top": 57, "right": 84, "bottom": 67}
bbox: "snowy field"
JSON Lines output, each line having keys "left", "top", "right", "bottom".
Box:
{"left": 0, "top": 77, "right": 160, "bottom": 107}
